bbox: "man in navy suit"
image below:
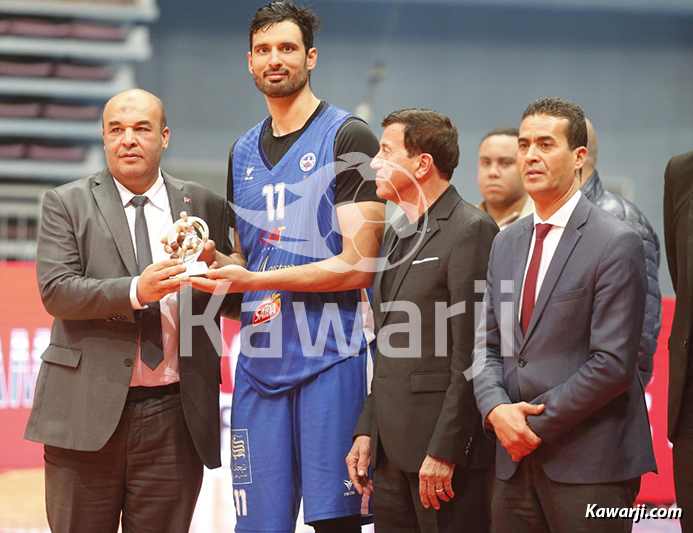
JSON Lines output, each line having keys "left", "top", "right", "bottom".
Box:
{"left": 474, "top": 97, "right": 656, "bottom": 533}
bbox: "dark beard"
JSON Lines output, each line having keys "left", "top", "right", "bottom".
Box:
{"left": 254, "top": 68, "right": 309, "bottom": 98}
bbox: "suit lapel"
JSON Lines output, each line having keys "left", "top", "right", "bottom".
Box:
{"left": 162, "top": 172, "right": 189, "bottom": 359}
{"left": 520, "top": 195, "right": 590, "bottom": 351}
{"left": 374, "top": 227, "right": 396, "bottom": 329}
{"left": 164, "top": 171, "right": 187, "bottom": 221}
{"left": 91, "top": 170, "right": 191, "bottom": 278}
{"left": 380, "top": 187, "right": 461, "bottom": 323}
{"left": 385, "top": 217, "right": 440, "bottom": 307}
{"left": 513, "top": 218, "right": 534, "bottom": 350}
{"left": 91, "top": 169, "right": 138, "bottom": 276}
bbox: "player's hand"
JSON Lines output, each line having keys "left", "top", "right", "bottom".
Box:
{"left": 188, "top": 264, "right": 249, "bottom": 294}
{"left": 487, "top": 402, "right": 544, "bottom": 462}
{"left": 136, "top": 259, "right": 186, "bottom": 303}
{"left": 419, "top": 455, "right": 455, "bottom": 510}
{"left": 346, "top": 435, "right": 372, "bottom": 496}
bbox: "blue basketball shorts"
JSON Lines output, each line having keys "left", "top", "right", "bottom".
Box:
{"left": 230, "top": 354, "right": 368, "bottom": 532}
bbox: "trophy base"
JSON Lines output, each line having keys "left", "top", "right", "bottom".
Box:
{"left": 173, "top": 261, "right": 208, "bottom": 278}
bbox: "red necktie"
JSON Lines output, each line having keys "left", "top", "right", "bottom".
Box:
{"left": 521, "top": 223, "right": 553, "bottom": 335}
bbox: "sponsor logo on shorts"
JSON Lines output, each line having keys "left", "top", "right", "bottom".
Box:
{"left": 253, "top": 294, "right": 281, "bottom": 326}
{"left": 343, "top": 479, "right": 355, "bottom": 497}
{"left": 231, "top": 429, "right": 253, "bottom": 484}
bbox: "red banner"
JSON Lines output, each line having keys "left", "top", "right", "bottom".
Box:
{"left": 639, "top": 297, "right": 675, "bottom": 503}
{"left": 0, "top": 263, "right": 51, "bottom": 469}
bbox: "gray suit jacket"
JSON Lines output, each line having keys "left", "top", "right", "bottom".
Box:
{"left": 474, "top": 193, "right": 657, "bottom": 483}
{"left": 25, "top": 169, "right": 233, "bottom": 469}
{"left": 354, "top": 186, "right": 498, "bottom": 473}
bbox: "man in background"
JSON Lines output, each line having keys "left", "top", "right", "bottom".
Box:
{"left": 580, "top": 118, "right": 661, "bottom": 386}
{"left": 477, "top": 127, "right": 533, "bottom": 230}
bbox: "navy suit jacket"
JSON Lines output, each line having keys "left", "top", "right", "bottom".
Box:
{"left": 474, "top": 193, "right": 657, "bottom": 483}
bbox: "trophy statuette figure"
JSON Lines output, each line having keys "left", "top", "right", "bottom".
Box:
{"left": 166, "top": 211, "right": 210, "bottom": 277}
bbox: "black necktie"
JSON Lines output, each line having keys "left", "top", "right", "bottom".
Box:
{"left": 130, "top": 195, "right": 164, "bottom": 370}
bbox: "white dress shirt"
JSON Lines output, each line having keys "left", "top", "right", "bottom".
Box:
{"left": 113, "top": 172, "right": 179, "bottom": 387}
{"left": 518, "top": 190, "right": 582, "bottom": 320}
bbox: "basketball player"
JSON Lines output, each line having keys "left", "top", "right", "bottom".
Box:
{"left": 191, "top": 2, "right": 385, "bottom": 532}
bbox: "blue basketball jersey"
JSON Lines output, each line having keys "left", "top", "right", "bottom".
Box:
{"left": 231, "top": 103, "right": 370, "bottom": 396}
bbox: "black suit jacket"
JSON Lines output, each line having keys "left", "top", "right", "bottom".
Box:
{"left": 354, "top": 186, "right": 498, "bottom": 472}
{"left": 25, "top": 169, "right": 233, "bottom": 469}
{"left": 664, "top": 150, "right": 693, "bottom": 440}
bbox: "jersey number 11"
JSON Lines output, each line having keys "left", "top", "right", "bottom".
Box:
{"left": 262, "top": 183, "right": 286, "bottom": 222}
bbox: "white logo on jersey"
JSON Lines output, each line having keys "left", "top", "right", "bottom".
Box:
{"left": 299, "top": 152, "right": 316, "bottom": 172}
{"left": 245, "top": 167, "right": 254, "bottom": 181}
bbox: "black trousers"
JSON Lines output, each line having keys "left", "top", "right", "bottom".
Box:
{"left": 491, "top": 453, "right": 640, "bottom": 533}
{"left": 373, "top": 444, "right": 491, "bottom": 533}
{"left": 44, "top": 387, "right": 204, "bottom": 533}
{"left": 673, "top": 421, "right": 693, "bottom": 533}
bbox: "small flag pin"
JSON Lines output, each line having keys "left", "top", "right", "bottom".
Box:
{"left": 184, "top": 196, "right": 191, "bottom": 204}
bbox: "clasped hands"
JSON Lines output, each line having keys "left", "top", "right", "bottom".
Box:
{"left": 345, "top": 435, "right": 455, "bottom": 511}
{"left": 487, "top": 402, "right": 545, "bottom": 462}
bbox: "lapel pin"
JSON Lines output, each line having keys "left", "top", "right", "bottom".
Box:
{"left": 184, "top": 196, "right": 192, "bottom": 204}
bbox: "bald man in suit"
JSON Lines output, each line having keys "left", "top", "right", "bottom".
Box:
{"left": 25, "top": 89, "right": 234, "bottom": 532}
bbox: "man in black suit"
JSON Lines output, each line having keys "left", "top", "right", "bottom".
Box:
{"left": 346, "top": 108, "right": 498, "bottom": 532}
{"left": 664, "top": 150, "right": 693, "bottom": 532}
{"left": 25, "top": 89, "right": 233, "bottom": 532}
